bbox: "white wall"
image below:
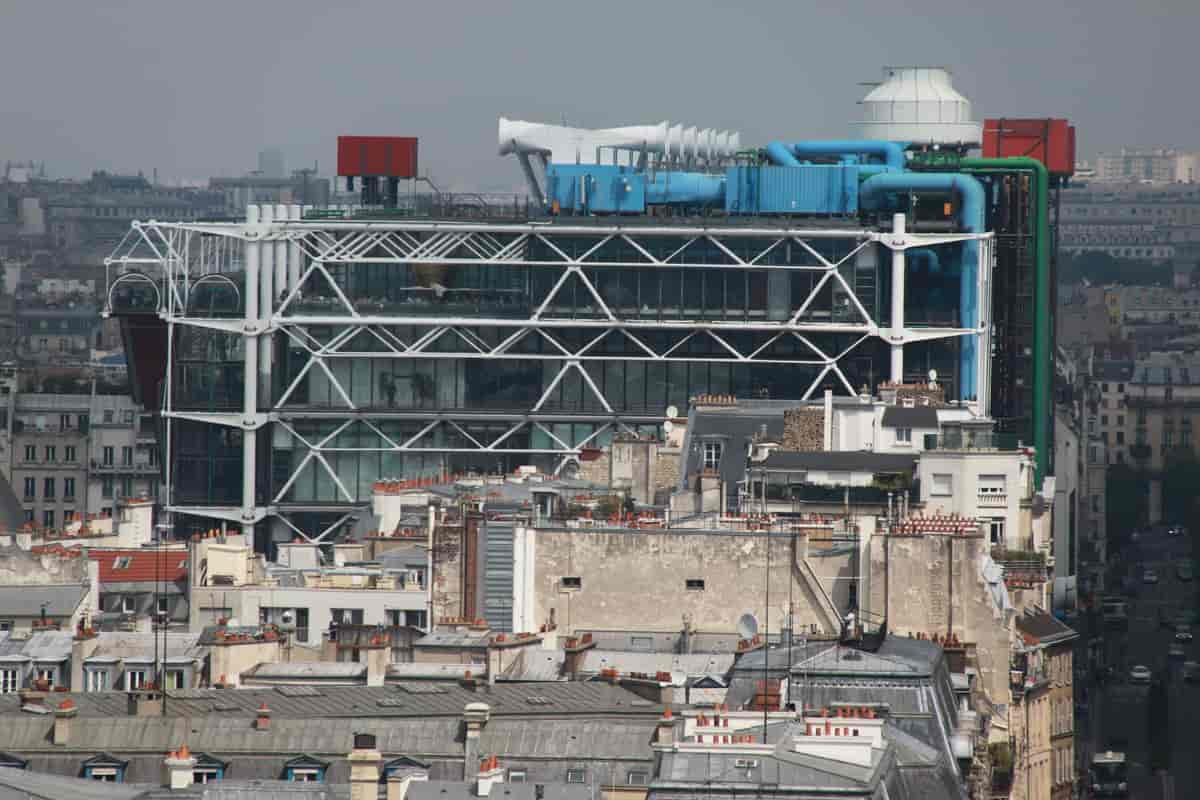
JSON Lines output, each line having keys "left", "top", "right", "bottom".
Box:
{"left": 191, "top": 585, "right": 427, "bottom": 645}
{"left": 918, "top": 451, "right": 1030, "bottom": 549}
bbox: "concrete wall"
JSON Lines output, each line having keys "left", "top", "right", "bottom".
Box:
{"left": 431, "top": 520, "right": 466, "bottom": 622}
{"left": 518, "top": 527, "right": 841, "bottom": 636}
{"left": 1052, "top": 412, "right": 1080, "bottom": 589}
{"left": 866, "top": 533, "right": 1012, "bottom": 709}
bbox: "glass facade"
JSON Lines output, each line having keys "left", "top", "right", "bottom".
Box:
{"left": 109, "top": 215, "right": 982, "bottom": 532}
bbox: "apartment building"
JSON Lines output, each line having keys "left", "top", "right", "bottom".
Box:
{"left": 8, "top": 392, "right": 158, "bottom": 529}
{"left": 1059, "top": 180, "right": 1200, "bottom": 261}
{"left": 186, "top": 533, "right": 429, "bottom": 651}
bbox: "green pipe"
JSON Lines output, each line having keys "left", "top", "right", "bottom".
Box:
{"left": 958, "top": 157, "right": 1050, "bottom": 485}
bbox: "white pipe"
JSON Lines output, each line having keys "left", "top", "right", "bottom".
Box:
{"left": 890, "top": 213, "right": 906, "bottom": 384}
{"left": 274, "top": 203, "right": 287, "bottom": 303}
{"left": 823, "top": 388, "right": 834, "bottom": 451}
{"left": 243, "top": 205, "right": 261, "bottom": 524}
{"left": 287, "top": 205, "right": 302, "bottom": 292}
{"left": 259, "top": 204, "right": 275, "bottom": 401}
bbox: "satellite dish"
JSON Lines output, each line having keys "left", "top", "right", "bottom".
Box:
{"left": 665, "top": 405, "right": 679, "bottom": 419}
{"left": 736, "top": 612, "right": 759, "bottom": 640}
{"left": 662, "top": 420, "right": 675, "bottom": 435}
{"left": 928, "top": 369, "right": 938, "bottom": 383}
{"left": 278, "top": 610, "right": 297, "bottom": 633}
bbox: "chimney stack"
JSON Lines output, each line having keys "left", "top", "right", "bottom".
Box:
{"left": 656, "top": 708, "right": 676, "bottom": 745}
{"left": 476, "top": 755, "right": 504, "bottom": 798}
{"left": 365, "top": 634, "right": 390, "bottom": 687}
{"left": 255, "top": 702, "right": 271, "bottom": 731}
{"left": 164, "top": 745, "right": 197, "bottom": 790}
{"left": 462, "top": 703, "right": 491, "bottom": 780}
{"left": 349, "top": 733, "right": 383, "bottom": 800}
{"left": 53, "top": 699, "right": 77, "bottom": 745}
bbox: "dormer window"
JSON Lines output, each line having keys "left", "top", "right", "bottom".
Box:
{"left": 702, "top": 441, "right": 723, "bottom": 470}
{"left": 82, "top": 754, "right": 128, "bottom": 783}
{"left": 285, "top": 755, "right": 329, "bottom": 783}
{"left": 193, "top": 754, "right": 228, "bottom": 784}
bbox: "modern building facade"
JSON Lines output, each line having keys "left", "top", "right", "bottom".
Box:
{"left": 105, "top": 203, "right": 992, "bottom": 545}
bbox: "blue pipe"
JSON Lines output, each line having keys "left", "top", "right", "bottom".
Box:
{"left": 764, "top": 142, "right": 801, "bottom": 167}
{"left": 645, "top": 171, "right": 725, "bottom": 206}
{"left": 859, "top": 172, "right": 985, "bottom": 401}
{"left": 789, "top": 140, "right": 907, "bottom": 170}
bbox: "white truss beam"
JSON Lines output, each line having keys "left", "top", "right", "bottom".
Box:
{"left": 107, "top": 211, "right": 993, "bottom": 530}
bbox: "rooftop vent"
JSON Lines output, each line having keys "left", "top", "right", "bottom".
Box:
{"left": 857, "top": 66, "right": 981, "bottom": 147}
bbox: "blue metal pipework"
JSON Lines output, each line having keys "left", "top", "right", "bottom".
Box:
{"left": 764, "top": 141, "right": 803, "bottom": 167}
{"left": 859, "top": 172, "right": 985, "bottom": 401}
{"left": 644, "top": 171, "right": 726, "bottom": 206}
{"left": 765, "top": 140, "right": 907, "bottom": 171}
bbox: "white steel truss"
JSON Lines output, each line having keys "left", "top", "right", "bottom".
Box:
{"left": 105, "top": 208, "right": 993, "bottom": 533}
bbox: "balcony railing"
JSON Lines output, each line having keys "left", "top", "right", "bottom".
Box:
{"left": 91, "top": 460, "right": 158, "bottom": 474}
{"left": 923, "top": 431, "right": 1022, "bottom": 452}
{"left": 977, "top": 492, "right": 1008, "bottom": 508}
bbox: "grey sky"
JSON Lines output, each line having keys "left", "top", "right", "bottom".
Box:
{"left": 2, "top": 0, "right": 1197, "bottom": 192}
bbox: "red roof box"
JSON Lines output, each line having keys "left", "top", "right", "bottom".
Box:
{"left": 337, "top": 136, "right": 418, "bottom": 179}
{"left": 982, "top": 119, "right": 1075, "bottom": 178}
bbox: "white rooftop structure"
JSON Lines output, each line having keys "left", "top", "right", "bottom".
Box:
{"left": 857, "top": 66, "right": 982, "bottom": 147}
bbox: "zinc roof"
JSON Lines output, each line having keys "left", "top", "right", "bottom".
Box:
{"left": 0, "top": 683, "right": 661, "bottom": 721}
{"left": 0, "top": 585, "right": 87, "bottom": 617}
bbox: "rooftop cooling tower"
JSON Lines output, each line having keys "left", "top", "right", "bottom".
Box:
{"left": 857, "top": 66, "right": 982, "bottom": 147}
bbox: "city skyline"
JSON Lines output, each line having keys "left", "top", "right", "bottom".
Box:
{"left": 2, "top": 0, "right": 1198, "bottom": 191}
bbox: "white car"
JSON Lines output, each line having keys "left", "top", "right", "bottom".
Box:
{"left": 1143, "top": 569, "right": 1159, "bottom": 584}
{"left": 1129, "top": 664, "right": 1152, "bottom": 684}
{"left": 1169, "top": 643, "right": 1186, "bottom": 659}
{"left": 1177, "top": 626, "right": 1194, "bottom": 643}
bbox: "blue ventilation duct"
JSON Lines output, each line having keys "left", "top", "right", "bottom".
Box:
{"left": 645, "top": 171, "right": 726, "bottom": 206}
{"left": 764, "top": 142, "right": 802, "bottom": 168}
{"left": 765, "top": 140, "right": 906, "bottom": 171}
{"left": 859, "top": 172, "right": 985, "bottom": 401}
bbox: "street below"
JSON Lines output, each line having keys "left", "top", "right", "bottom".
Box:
{"left": 1082, "top": 527, "right": 1197, "bottom": 798}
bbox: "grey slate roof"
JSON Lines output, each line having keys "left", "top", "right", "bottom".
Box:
{"left": 575, "top": 629, "right": 771, "bottom": 654}
{"left": 759, "top": 451, "right": 918, "bottom": 474}
{"left": 680, "top": 408, "right": 784, "bottom": 491}
{"left": 0, "top": 715, "right": 658, "bottom": 786}
{"left": 0, "top": 631, "right": 73, "bottom": 661}
{"left": 880, "top": 406, "right": 938, "bottom": 429}
{"left": 414, "top": 631, "right": 491, "bottom": 649}
{"left": 496, "top": 648, "right": 566, "bottom": 682}
{"left": 409, "top": 782, "right": 590, "bottom": 800}
{"left": 0, "top": 766, "right": 153, "bottom": 800}
{"left": 0, "top": 584, "right": 87, "bottom": 617}
{"left": 0, "top": 767, "right": 351, "bottom": 800}
{"left": 578, "top": 651, "right": 734, "bottom": 679}
{"left": 0, "top": 682, "right": 661, "bottom": 720}
{"left": 725, "top": 638, "right": 958, "bottom": 775}
{"left": 789, "top": 639, "right": 940, "bottom": 677}
{"left": 388, "top": 663, "right": 480, "bottom": 681}
{"left": 242, "top": 662, "right": 367, "bottom": 680}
